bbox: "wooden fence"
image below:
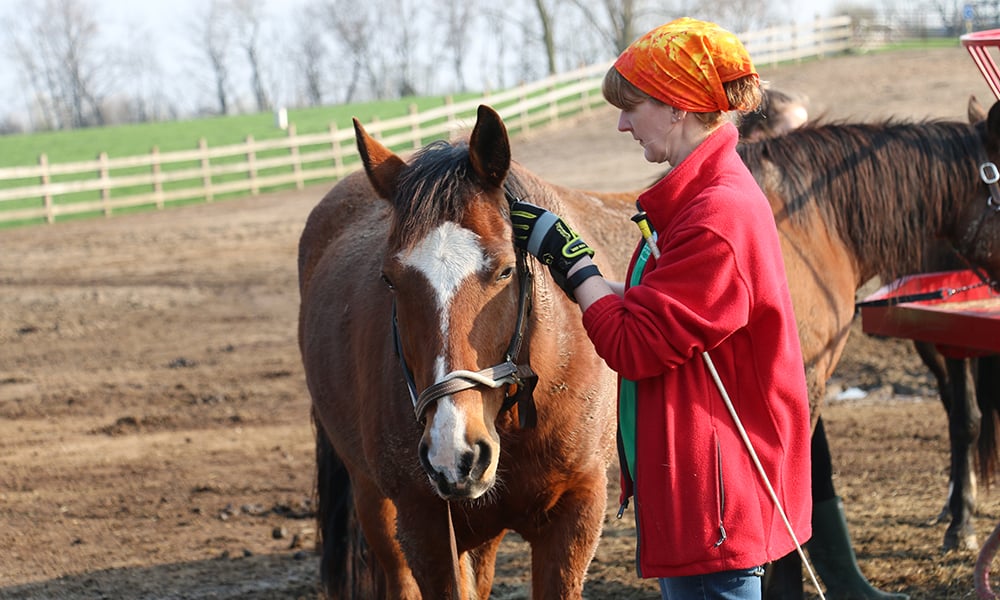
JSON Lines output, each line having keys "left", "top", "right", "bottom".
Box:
{"left": 0, "top": 16, "right": 854, "bottom": 226}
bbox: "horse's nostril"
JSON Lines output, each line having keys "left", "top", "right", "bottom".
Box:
{"left": 471, "top": 440, "right": 492, "bottom": 480}
{"left": 455, "top": 441, "right": 493, "bottom": 480}
{"left": 418, "top": 441, "right": 432, "bottom": 474}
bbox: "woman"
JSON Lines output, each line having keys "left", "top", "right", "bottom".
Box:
{"left": 511, "top": 17, "right": 812, "bottom": 600}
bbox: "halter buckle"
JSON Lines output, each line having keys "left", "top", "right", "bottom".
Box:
{"left": 981, "top": 161, "right": 1000, "bottom": 185}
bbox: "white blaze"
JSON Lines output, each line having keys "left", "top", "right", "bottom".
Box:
{"left": 400, "top": 222, "right": 487, "bottom": 479}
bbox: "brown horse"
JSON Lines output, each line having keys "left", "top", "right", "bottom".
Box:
{"left": 298, "top": 104, "right": 637, "bottom": 599}
{"left": 739, "top": 103, "right": 1000, "bottom": 595}
{"left": 909, "top": 95, "right": 1000, "bottom": 553}
{"left": 735, "top": 105, "right": 1000, "bottom": 435}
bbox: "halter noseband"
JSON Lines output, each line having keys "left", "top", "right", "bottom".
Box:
{"left": 393, "top": 185, "right": 538, "bottom": 429}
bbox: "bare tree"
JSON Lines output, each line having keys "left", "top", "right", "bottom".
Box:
{"left": 434, "top": 0, "right": 479, "bottom": 92}
{"left": 117, "top": 22, "right": 172, "bottom": 123}
{"left": 567, "top": 0, "right": 650, "bottom": 54}
{"left": 291, "top": 6, "right": 329, "bottom": 106}
{"left": 192, "top": 0, "right": 235, "bottom": 115}
{"left": 232, "top": 0, "right": 271, "bottom": 112}
{"left": 6, "top": 0, "right": 109, "bottom": 129}
{"left": 693, "top": 0, "right": 775, "bottom": 32}
{"left": 385, "top": 0, "right": 422, "bottom": 97}
{"left": 532, "top": 0, "right": 560, "bottom": 75}
{"left": 316, "top": 0, "right": 377, "bottom": 103}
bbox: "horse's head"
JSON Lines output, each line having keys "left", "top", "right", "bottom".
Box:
{"left": 353, "top": 105, "right": 531, "bottom": 500}
{"left": 962, "top": 100, "right": 1000, "bottom": 288}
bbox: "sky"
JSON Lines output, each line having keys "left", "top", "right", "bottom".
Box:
{"left": 0, "top": 0, "right": 843, "bottom": 128}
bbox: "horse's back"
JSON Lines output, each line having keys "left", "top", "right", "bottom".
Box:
{"left": 299, "top": 171, "right": 389, "bottom": 297}
{"left": 298, "top": 171, "right": 402, "bottom": 470}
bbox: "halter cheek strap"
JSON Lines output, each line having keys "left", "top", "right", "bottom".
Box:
{"left": 980, "top": 161, "right": 1000, "bottom": 209}
{"left": 391, "top": 184, "right": 539, "bottom": 429}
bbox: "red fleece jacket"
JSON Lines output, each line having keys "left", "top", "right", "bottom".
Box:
{"left": 582, "top": 123, "right": 812, "bottom": 578}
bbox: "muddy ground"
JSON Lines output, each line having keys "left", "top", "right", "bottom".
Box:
{"left": 1, "top": 44, "right": 997, "bottom": 599}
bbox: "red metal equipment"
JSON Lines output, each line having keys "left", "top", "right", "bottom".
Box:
{"left": 961, "top": 28, "right": 1000, "bottom": 100}
{"left": 859, "top": 270, "right": 1000, "bottom": 356}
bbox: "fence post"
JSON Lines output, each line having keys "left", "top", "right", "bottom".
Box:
{"left": 288, "top": 124, "right": 304, "bottom": 190}
{"left": 444, "top": 96, "right": 456, "bottom": 140}
{"left": 151, "top": 146, "right": 164, "bottom": 209}
{"left": 520, "top": 87, "right": 529, "bottom": 134}
{"left": 246, "top": 134, "right": 258, "bottom": 195}
{"left": 98, "top": 152, "right": 111, "bottom": 217}
{"left": 548, "top": 83, "right": 558, "bottom": 125}
{"left": 199, "top": 138, "right": 213, "bottom": 203}
{"left": 329, "top": 122, "right": 344, "bottom": 177}
{"left": 39, "top": 153, "right": 54, "bottom": 224}
{"left": 409, "top": 104, "right": 421, "bottom": 149}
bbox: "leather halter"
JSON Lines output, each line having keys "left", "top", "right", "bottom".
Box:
{"left": 392, "top": 186, "right": 539, "bottom": 428}
{"left": 968, "top": 160, "right": 1000, "bottom": 292}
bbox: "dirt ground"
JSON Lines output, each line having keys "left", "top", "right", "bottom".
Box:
{"left": 1, "top": 44, "right": 998, "bottom": 599}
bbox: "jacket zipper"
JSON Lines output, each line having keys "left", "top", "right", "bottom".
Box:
{"left": 714, "top": 438, "right": 727, "bottom": 547}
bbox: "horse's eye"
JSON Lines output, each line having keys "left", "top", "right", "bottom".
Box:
{"left": 380, "top": 273, "right": 395, "bottom": 289}
{"left": 497, "top": 266, "right": 515, "bottom": 282}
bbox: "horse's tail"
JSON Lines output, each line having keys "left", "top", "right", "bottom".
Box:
{"left": 977, "top": 355, "right": 1000, "bottom": 488}
{"left": 314, "top": 411, "right": 384, "bottom": 599}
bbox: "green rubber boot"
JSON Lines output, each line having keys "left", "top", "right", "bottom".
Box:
{"left": 806, "top": 497, "right": 909, "bottom": 600}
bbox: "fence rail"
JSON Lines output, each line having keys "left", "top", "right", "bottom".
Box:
{"left": 0, "top": 16, "right": 855, "bottom": 226}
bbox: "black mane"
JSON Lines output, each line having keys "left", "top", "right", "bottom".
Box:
{"left": 738, "top": 119, "right": 985, "bottom": 279}
{"left": 390, "top": 139, "right": 523, "bottom": 250}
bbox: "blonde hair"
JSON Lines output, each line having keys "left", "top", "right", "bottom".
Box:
{"left": 602, "top": 66, "right": 762, "bottom": 128}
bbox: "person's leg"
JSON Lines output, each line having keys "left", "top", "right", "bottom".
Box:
{"left": 762, "top": 550, "right": 802, "bottom": 599}
{"left": 762, "top": 412, "right": 841, "bottom": 600}
{"left": 659, "top": 566, "right": 764, "bottom": 600}
{"left": 806, "top": 417, "right": 909, "bottom": 600}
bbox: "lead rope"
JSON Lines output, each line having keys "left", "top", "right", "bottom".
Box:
{"left": 447, "top": 501, "right": 462, "bottom": 600}
{"left": 632, "top": 207, "right": 825, "bottom": 598}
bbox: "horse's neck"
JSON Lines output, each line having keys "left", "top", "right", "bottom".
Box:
{"left": 837, "top": 155, "right": 971, "bottom": 284}
{"left": 526, "top": 280, "right": 597, "bottom": 371}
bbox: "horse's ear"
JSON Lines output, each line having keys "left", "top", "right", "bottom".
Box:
{"left": 969, "top": 95, "right": 987, "bottom": 124}
{"left": 468, "top": 105, "right": 510, "bottom": 190}
{"left": 353, "top": 117, "right": 406, "bottom": 200}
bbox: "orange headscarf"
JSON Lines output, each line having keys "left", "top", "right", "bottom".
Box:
{"left": 614, "top": 17, "right": 758, "bottom": 113}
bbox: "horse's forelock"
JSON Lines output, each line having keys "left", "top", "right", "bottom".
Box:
{"left": 390, "top": 141, "right": 525, "bottom": 254}
{"left": 391, "top": 141, "right": 475, "bottom": 249}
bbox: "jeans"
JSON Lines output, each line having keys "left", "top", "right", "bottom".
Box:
{"left": 658, "top": 566, "right": 765, "bottom": 600}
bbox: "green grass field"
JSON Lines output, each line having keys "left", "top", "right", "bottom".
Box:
{"left": 0, "top": 94, "right": 482, "bottom": 168}
{"left": 0, "top": 82, "right": 593, "bottom": 227}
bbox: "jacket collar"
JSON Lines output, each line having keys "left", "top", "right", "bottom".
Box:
{"left": 638, "top": 122, "right": 739, "bottom": 231}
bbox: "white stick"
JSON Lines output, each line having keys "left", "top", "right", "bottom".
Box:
{"left": 701, "top": 350, "right": 825, "bottom": 600}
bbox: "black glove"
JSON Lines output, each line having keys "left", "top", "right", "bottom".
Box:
{"left": 510, "top": 201, "right": 600, "bottom": 300}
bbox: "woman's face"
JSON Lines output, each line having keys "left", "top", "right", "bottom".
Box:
{"left": 616, "top": 99, "right": 679, "bottom": 164}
